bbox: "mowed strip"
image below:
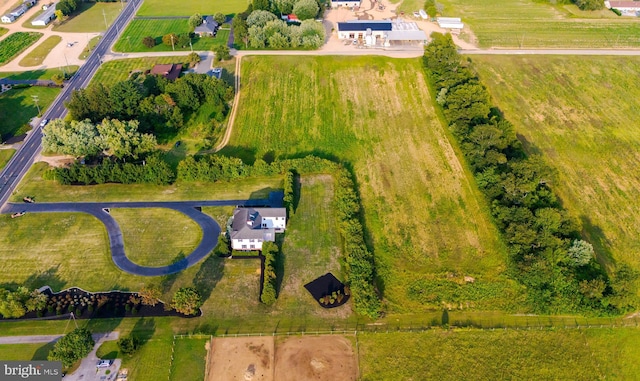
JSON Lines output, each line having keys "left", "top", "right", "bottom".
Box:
{"left": 18, "top": 36, "right": 62, "bottom": 67}
{"left": 437, "top": 0, "right": 640, "bottom": 48}
{"left": 137, "top": 0, "right": 246, "bottom": 17}
{"left": 472, "top": 55, "right": 640, "bottom": 272}
{"left": 228, "top": 56, "right": 508, "bottom": 313}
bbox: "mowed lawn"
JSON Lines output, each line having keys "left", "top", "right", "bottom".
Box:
{"left": 472, "top": 55, "right": 640, "bottom": 274}
{"left": 113, "top": 19, "right": 229, "bottom": 52}
{"left": 227, "top": 56, "right": 510, "bottom": 313}
{"left": 18, "top": 36, "right": 61, "bottom": 67}
{"left": 359, "top": 328, "right": 640, "bottom": 380}
{"left": 0, "top": 149, "right": 15, "bottom": 170}
{"left": 0, "top": 86, "right": 59, "bottom": 140}
{"left": 437, "top": 0, "right": 640, "bottom": 48}
{"left": 137, "top": 0, "right": 246, "bottom": 17}
{"left": 91, "top": 56, "right": 189, "bottom": 84}
{"left": 110, "top": 208, "right": 203, "bottom": 267}
{"left": 54, "top": 2, "right": 122, "bottom": 33}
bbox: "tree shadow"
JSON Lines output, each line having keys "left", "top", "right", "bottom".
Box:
{"left": 516, "top": 133, "right": 543, "bottom": 156}
{"left": 31, "top": 341, "right": 56, "bottom": 361}
{"left": 580, "top": 215, "right": 616, "bottom": 272}
{"left": 249, "top": 187, "right": 281, "bottom": 201}
{"left": 161, "top": 252, "right": 186, "bottom": 293}
{"left": 193, "top": 255, "right": 224, "bottom": 303}
{"left": 291, "top": 171, "right": 301, "bottom": 214}
{"left": 274, "top": 235, "right": 286, "bottom": 297}
{"left": 131, "top": 317, "right": 156, "bottom": 347}
{"left": 19, "top": 266, "right": 66, "bottom": 292}
{"left": 216, "top": 145, "right": 257, "bottom": 165}
{"left": 262, "top": 150, "right": 276, "bottom": 164}
{"left": 85, "top": 315, "right": 124, "bottom": 336}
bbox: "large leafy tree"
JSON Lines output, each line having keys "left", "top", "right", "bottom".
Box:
{"left": 43, "top": 119, "right": 103, "bottom": 157}
{"left": 292, "top": 0, "right": 319, "bottom": 20}
{"left": 171, "top": 287, "right": 202, "bottom": 315}
{"left": 188, "top": 13, "right": 203, "bottom": 29}
{"left": 97, "top": 119, "right": 156, "bottom": 160}
{"left": 48, "top": 328, "right": 94, "bottom": 368}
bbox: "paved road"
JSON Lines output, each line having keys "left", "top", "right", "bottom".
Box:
{"left": 0, "top": 332, "right": 118, "bottom": 345}
{"left": 3, "top": 198, "right": 274, "bottom": 276}
{"left": 0, "top": 0, "right": 141, "bottom": 212}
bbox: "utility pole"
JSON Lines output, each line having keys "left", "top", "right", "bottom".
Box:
{"left": 189, "top": 40, "right": 193, "bottom": 52}
{"left": 31, "top": 95, "right": 41, "bottom": 116}
{"left": 63, "top": 53, "right": 70, "bottom": 77}
{"left": 102, "top": 8, "right": 108, "bottom": 30}
{"left": 171, "top": 34, "right": 175, "bottom": 51}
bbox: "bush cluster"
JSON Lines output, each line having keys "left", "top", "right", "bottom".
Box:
{"left": 423, "top": 33, "right": 638, "bottom": 314}
{"left": 260, "top": 242, "right": 278, "bottom": 305}
{"left": 283, "top": 169, "right": 295, "bottom": 216}
{"left": 47, "top": 154, "right": 175, "bottom": 185}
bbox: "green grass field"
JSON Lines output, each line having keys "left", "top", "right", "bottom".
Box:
{"left": 0, "top": 66, "right": 78, "bottom": 80}
{"left": 91, "top": 56, "right": 189, "bottom": 84}
{"left": 359, "top": 328, "right": 640, "bottom": 380}
{"left": 0, "top": 32, "right": 42, "bottom": 66}
{"left": 0, "top": 86, "right": 59, "bottom": 140}
{"left": 436, "top": 0, "right": 640, "bottom": 48}
{"left": 0, "top": 342, "right": 55, "bottom": 361}
{"left": 78, "top": 35, "right": 101, "bottom": 60}
{"left": 113, "top": 19, "right": 228, "bottom": 52}
{"left": 137, "top": 0, "right": 247, "bottom": 17}
{"left": 0, "top": 149, "right": 15, "bottom": 169}
{"left": 471, "top": 55, "right": 640, "bottom": 275}
{"left": 18, "top": 36, "right": 61, "bottom": 67}
{"left": 226, "top": 56, "right": 511, "bottom": 313}
{"left": 0, "top": 27, "right": 7, "bottom": 37}
{"left": 169, "top": 338, "right": 208, "bottom": 381}
{"left": 111, "top": 208, "right": 202, "bottom": 267}
{"left": 54, "top": 2, "right": 122, "bottom": 32}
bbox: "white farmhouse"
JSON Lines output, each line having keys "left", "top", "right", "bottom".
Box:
{"left": 230, "top": 207, "right": 286, "bottom": 251}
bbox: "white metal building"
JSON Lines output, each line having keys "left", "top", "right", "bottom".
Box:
{"left": 32, "top": 2, "right": 57, "bottom": 26}
{"left": 437, "top": 17, "right": 464, "bottom": 30}
{"left": 606, "top": 1, "right": 640, "bottom": 15}
{"left": 337, "top": 19, "right": 428, "bottom": 46}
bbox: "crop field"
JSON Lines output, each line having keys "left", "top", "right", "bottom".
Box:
{"left": 0, "top": 86, "right": 59, "bottom": 140}
{"left": 54, "top": 2, "right": 121, "bottom": 33}
{"left": 436, "top": 0, "right": 640, "bottom": 48}
{"left": 471, "top": 55, "right": 640, "bottom": 274}
{"left": 113, "top": 19, "right": 228, "bottom": 53}
{"left": 137, "top": 0, "right": 247, "bottom": 17}
{"left": 91, "top": 56, "right": 189, "bottom": 84}
{"left": 227, "top": 56, "right": 513, "bottom": 313}
{"left": 18, "top": 36, "right": 61, "bottom": 67}
{"left": 0, "top": 32, "right": 42, "bottom": 65}
{"left": 359, "top": 328, "right": 640, "bottom": 380}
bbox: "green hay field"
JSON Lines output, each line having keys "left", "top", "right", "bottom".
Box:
{"left": 54, "top": 2, "right": 122, "bottom": 33}
{"left": 137, "top": 0, "right": 247, "bottom": 17}
{"left": 471, "top": 55, "right": 640, "bottom": 274}
{"left": 359, "top": 328, "right": 640, "bottom": 380}
{"left": 226, "top": 56, "right": 512, "bottom": 313}
{"left": 436, "top": 0, "right": 640, "bottom": 48}
{"left": 113, "top": 19, "right": 229, "bottom": 52}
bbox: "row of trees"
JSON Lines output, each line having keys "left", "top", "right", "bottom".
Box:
{"left": 66, "top": 73, "right": 233, "bottom": 137}
{"left": 43, "top": 119, "right": 156, "bottom": 160}
{"left": 283, "top": 169, "right": 295, "bottom": 216}
{"left": 260, "top": 242, "right": 278, "bottom": 305}
{"left": 0, "top": 287, "right": 48, "bottom": 318}
{"left": 233, "top": 6, "right": 325, "bottom": 49}
{"left": 46, "top": 154, "right": 175, "bottom": 185}
{"left": 57, "top": 0, "right": 78, "bottom": 16}
{"left": 423, "top": 33, "right": 638, "bottom": 314}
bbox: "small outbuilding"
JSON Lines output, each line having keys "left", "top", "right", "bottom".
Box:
{"left": 437, "top": 17, "right": 464, "bottom": 30}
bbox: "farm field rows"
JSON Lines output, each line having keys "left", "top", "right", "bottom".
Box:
{"left": 359, "top": 328, "right": 640, "bottom": 380}
{"left": 437, "top": 0, "right": 640, "bottom": 48}
{"left": 18, "top": 36, "right": 61, "bottom": 67}
{"left": 471, "top": 55, "right": 640, "bottom": 275}
{"left": 227, "top": 56, "right": 513, "bottom": 313}
{"left": 113, "top": 19, "right": 228, "bottom": 53}
{"left": 0, "top": 32, "right": 42, "bottom": 66}
{"left": 136, "top": 0, "right": 246, "bottom": 17}
{"left": 53, "top": 2, "right": 121, "bottom": 33}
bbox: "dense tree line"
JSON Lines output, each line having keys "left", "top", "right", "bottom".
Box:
{"left": 57, "top": 0, "right": 78, "bottom": 16}
{"left": 283, "top": 169, "right": 295, "bottom": 216}
{"left": 260, "top": 242, "right": 278, "bottom": 305}
{"left": 423, "top": 33, "right": 637, "bottom": 314}
{"left": 65, "top": 73, "right": 233, "bottom": 136}
{"left": 0, "top": 287, "right": 48, "bottom": 318}
{"left": 46, "top": 154, "right": 175, "bottom": 185}
{"left": 232, "top": 1, "right": 325, "bottom": 49}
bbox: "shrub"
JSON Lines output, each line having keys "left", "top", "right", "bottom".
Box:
{"left": 260, "top": 242, "right": 278, "bottom": 305}
{"left": 142, "top": 36, "right": 155, "bottom": 48}
{"left": 171, "top": 287, "right": 202, "bottom": 315}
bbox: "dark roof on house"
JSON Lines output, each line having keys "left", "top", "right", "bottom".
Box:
{"left": 194, "top": 15, "right": 219, "bottom": 34}
{"left": 337, "top": 20, "right": 392, "bottom": 32}
{"left": 230, "top": 207, "right": 286, "bottom": 241}
{"left": 150, "top": 64, "right": 182, "bottom": 81}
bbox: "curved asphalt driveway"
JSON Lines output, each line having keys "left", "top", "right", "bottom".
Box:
{"left": 3, "top": 198, "right": 272, "bottom": 276}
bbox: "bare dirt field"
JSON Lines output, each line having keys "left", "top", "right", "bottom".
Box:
{"left": 207, "top": 335, "right": 357, "bottom": 381}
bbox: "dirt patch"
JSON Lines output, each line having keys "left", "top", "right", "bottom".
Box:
{"left": 36, "top": 153, "right": 75, "bottom": 168}
{"left": 274, "top": 336, "right": 357, "bottom": 381}
{"left": 208, "top": 337, "right": 275, "bottom": 381}
{"left": 208, "top": 336, "right": 357, "bottom": 381}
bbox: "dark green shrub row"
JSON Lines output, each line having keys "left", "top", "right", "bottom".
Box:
{"left": 231, "top": 249, "right": 260, "bottom": 257}
{"left": 423, "top": 33, "right": 638, "bottom": 314}
{"left": 260, "top": 242, "right": 278, "bottom": 305}
{"left": 46, "top": 154, "right": 175, "bottom": 185}
{"left": 283, "top": 169, "right": 295, "bottom": 216}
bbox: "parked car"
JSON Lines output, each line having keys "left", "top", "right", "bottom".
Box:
{"left": 97, "top": 360, "right": 112, "bottom": 368}
{"left": 11, "top": 211, "right": 26, "bottom": 218}
{"left": 39, "top": 119, "right": 48, "bottom": 127}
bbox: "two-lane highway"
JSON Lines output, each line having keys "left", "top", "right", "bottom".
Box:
{"left": 0, "top": 0, "right": 142, "bottom": 210}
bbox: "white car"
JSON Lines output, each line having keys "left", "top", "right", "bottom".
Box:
{"left": 39, "top": 119, "right": 48, "bottom": 127}
{"left": 97, "top": 360, "right": 112, "bottom": 368}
